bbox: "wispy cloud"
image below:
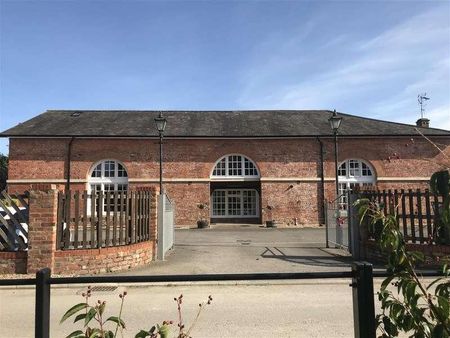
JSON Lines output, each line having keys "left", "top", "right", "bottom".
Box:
{"left": 237, "top": 5, "right": 450, "bottom": 129}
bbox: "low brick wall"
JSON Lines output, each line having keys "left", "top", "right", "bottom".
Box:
{"left": 54, "top": 241, "right": 154, "bottom": 275}
{"left": 363, "top": 240, "right": 450, "bottom": 266}
{"left": 0, "top": 251, "right": 27, "bottom": 274}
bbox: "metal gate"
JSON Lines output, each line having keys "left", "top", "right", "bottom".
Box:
{"left": 325, "top": 199, "right": 350, "bottom": 250}
{"left": 157, "top": 193, "right": 175, "bottom": 260}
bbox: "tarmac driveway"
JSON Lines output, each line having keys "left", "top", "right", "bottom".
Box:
{"left": 119, "top": 226, "right": 352, "bottom": 275}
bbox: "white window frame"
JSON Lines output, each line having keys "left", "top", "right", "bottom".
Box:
{"left": 211, "top": 189, "right": 259, "bottom": 218}
{"left": 211, "top": 154, "right": 260, "bottom": 181}
{"left": 338, "top": 159, "right": 376, "bottom": 210}
{"left": 87, "top": 160, "right": 129, "bottom": 214}
{"left": 88, "top": 160, "right": 129, "bottom": 192}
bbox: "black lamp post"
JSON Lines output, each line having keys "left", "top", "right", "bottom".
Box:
{"left": 328, "top": 110, "right": 343, "bottom": 203}
{"left": 154, "top": 112, "right": 167, "bottom": 195}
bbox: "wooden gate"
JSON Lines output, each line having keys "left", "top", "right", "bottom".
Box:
{"left": 0, "top": 191, "right": 29, "bottom": 251}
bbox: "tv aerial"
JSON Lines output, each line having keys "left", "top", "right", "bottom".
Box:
{"left": 417, "top": 93, "right": 430, "bottom": 118}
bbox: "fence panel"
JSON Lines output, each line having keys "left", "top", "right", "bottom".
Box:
{"left": 157, "top": 193, "right": 175, "bottom": 260}
{"left": 57, "top": 189, "right": 153, "bottom": 250}
{"left": 0, "top": 191, "right": 29, "bottom": 251}
{"left": 359, "top": 189, "right": 441, "bottom": 244}
{"left": 325, "top": 199, "right": 349, "bottom": 250}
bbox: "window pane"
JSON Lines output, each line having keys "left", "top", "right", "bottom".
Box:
{"left": 338, "top": 162, "right": 347, "bottom": 177}
{"left": 104, "top": 161, "right": 115, "bottom": 177}
{"left": 213, "top": 158, "right": 226, "bottom": 176}
{"left": 349, "top": 160, "right": 361, "bottom": 177}
{"left": 117, "top": 163, "right": 128, "bottom": 177}
{"left": 212, "top": 190, "right": 226, "bottom": 216}
{"left": 228, "top": 155, "right": 242, "bottom": 176}
{"left": 90, "top": 184, "right": 102, "bottom": 193}
{"left": 91, "top": 164, "right": 102, "bottom": 178}
{"left": 243, "top": 190, "right": 257, "bottom": 216}
{"left": 244, "top": 158, "right": 258, "bottom": 176}
{"left": 104, "top": 184, "right": 115, "bottom": 191}
{"left": 227, "top": 190, "right": 241, "bottom": 216}
{"left": 338, "top": 183, "right": 348, "bottom": 210}
{"left": 362, "top": 163, "right": 372, "bottom": 176}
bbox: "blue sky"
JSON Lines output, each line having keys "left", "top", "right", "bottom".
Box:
{"left": 1, "top": 0, "right": 449, "bottom": 155}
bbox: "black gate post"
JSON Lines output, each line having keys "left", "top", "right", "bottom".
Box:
{"left": 351, "top": 261, "right": 376, "bottom": 338}
{"left": 36, "top": 268, "right": 51, "bottom": 338}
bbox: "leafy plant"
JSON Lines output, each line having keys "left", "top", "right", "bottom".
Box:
{"left": 355, "top": 195, "right": 450, "bottom": 338}
{"left": 60, "top": 286, "right": 127, "bottom": 338}
{"left": 61, "top": 288, "right": 213, "bottom": 338}
{"left": 196, "top": 203, "right": 209, "bottom": 222}
{"left": 136, "top": 294, "right": 213, "bottom": 338}
{"left": 0, "top": 153, "right": 7, "bottom": 191}
{"left": 430, "top": 170, "right": 450, "bottom": 245}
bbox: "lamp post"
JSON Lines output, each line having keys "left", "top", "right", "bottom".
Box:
{"left": 328, "top": 109, "right": 343, "bottom": 202}
{"left": 154, "top": 112, "right": 167, "bottom": 195}
{"left": 328, "top": 110, "right": 343, "bottom": 248}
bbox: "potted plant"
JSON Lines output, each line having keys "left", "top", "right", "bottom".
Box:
{"left": 264, "top": 204, "right": 276, "bottom": 228}
{"left": 197, "top": 203, "right": 210, "bottom": 228}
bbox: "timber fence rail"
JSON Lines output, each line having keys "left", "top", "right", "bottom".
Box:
{"left": 0, "top": 264, "right": 444, "bottom": 338}
{"left": 57, "top": 189, "right": 153, "bottom": 250}
{"left": 360, "top": 189, "right": 443, "bottom": 244}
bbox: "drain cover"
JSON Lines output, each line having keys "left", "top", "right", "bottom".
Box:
{"left": 76, "top": 286, "right": 119, "bottom": 295}
{"left": 91, "top": 286, "right": 118, "bottom": 292}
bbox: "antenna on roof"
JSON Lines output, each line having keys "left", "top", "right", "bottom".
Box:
{"left": 417, "top": 93, "right": 430, "bottom": 119}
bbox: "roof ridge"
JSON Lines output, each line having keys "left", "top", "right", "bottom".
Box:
{"left": 44, "top": 109, "right": 330, "bottom": 113}
{"left": 1, "top": 110, "right": 448, "bottom": 137}
{"left": 337, "top": 111, "right": 450, "bottom": 133}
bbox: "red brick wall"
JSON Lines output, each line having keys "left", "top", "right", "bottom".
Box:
{"left": 164, "top": 183, "right": 209, "bottom": 226}
{"left": 363, "top": 240, "right": 450, "bottom": 266}
{"left": 7, "top": 136, "right": 450, "bottom": 226}
{"left": 54, "top": 241, "right": 153, "bottom": 275}
{"left": 1, "top": 186, "right": 157, "bottom": 275}
{"left": 27, "top": 185, "right": 58, "bottom": 274}
{"left": 0, "top": 251, "right": 27, "bottom": 274}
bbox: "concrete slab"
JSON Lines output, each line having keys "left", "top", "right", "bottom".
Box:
{"left": 118, "top": 227, "right": 353, "bottom": 275}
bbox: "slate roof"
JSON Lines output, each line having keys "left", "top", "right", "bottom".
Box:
{"left": 1, "top": 110, "right": 449, "bottom": 138}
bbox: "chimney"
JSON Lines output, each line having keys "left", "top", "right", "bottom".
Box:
{"left": 416, "top": 118, "right": 430, "bottom": 128}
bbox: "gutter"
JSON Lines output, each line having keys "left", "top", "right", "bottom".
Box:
{"left": 65, "top": 137, "right": 75, "bottom": 192}
{"left": 317, "top": 137, "right": 325, "bottom": 224}
{"left": 1, "top": 134, "right": 450, "bottom": 139}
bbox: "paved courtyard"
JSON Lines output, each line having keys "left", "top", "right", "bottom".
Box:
{"left": 119, "top": 226, "right": 352, "bottom": 275}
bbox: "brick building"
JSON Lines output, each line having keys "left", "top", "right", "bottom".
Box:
{"left": 1, "top": 110, "right": 449, "bottom": 227}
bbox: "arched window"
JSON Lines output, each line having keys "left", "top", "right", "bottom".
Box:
{"left": 211, "top": 155, "right": 259, "bottom": 178}
{"left": 338, "top": 159, "right": 376, "bottom": 210}
{"left": 88, "top": 160, "right": 128, "bottom": 193}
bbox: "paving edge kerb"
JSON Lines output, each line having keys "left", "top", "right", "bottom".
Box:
{"left": 0, "top": 277, "right": 398, "bottom": 290}
{"left": 0, "top": 279, "right": 354, "bottom": 290}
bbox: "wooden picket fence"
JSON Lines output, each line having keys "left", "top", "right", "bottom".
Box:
{"left": 0, "top": 190, "right": 29, "bottom": 251}
{"left": 57, "top": 190, "right": 153, "bottom": 250}
{"left": 360, "top": 189, "right": 444, "bottom": 244}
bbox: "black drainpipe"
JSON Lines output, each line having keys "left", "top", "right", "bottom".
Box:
{"left": 317, "top": 137, "right": 325, "bottom": 224}
{"left": 65, "top": 137, "right": 75, "bottom": 192}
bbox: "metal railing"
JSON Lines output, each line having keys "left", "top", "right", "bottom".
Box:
{"left": 325, "top": 196, "right": 350, "bottom": 250}
{"left": 1, "top": 262, "right": 443, "bottom": 338}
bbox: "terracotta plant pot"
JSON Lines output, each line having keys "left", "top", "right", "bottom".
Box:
{"left": 266, "top": 220, "right": 276, "bottom": 228}
{"left": 197, "top": 220, "right": 209, "bottom": 229}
